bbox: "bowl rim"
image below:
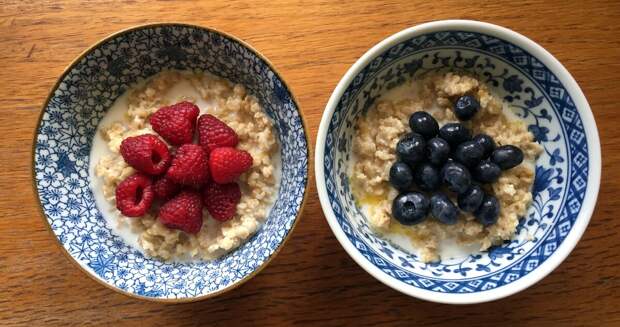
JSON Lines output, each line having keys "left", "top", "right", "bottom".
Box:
{"left": 31, "top": 22, "right": 310, "bottom": 303}
{"left": 315, "top": 19, "right": 601, "bottom": 304}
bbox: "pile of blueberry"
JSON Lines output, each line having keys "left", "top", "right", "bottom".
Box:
{"left": 389, "top": 95, "right": 524, "bottom": 227}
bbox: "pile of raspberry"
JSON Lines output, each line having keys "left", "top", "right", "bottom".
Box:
{"left": 114, "top": 101, "right": 253, "bottom": 235}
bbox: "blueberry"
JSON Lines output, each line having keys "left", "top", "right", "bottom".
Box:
{"left": 392, "top": 192, "right": 430, "bottom": 225}
{"left": 430, "top": 192, "right": 459, "bottom": 225}
{"left": 457, "top": 184, "right": 484, "bottom": 212}
{"left": 454, "top": 95, "right": 480, "bottom": 120}
{"left": 454, "top": 140, "right": 485, "bottom": 167}
{"left": 475, "top": 194, "right": 500, "bottom": 226}
{"left": 409, "top": 111, "right": 439, "bottom": 139}
{"left": 472, "top": 160, "right": 502, "bottom": 184}
{"left": 441, "top": 161, "right": 471, "bottom": 194}
{"left": 438, "top": 123, "right": 471, "bottom": 146}
{"left": 396, "top": 133, "right": 426, "bottom": 165}
{"left": 427, "top": 137, "right": 451, "bottom": 166}
{"left": 473, "top": 134, "right": 496, "bottom": 157}
{"left": 491, "top": 145, "right": 524, "bottom": 170}
{"left": 413, "top": 163, "right": 440, "bottom": 191}
{"left": 389, "top": 161, "right": 414, "bottom": 191}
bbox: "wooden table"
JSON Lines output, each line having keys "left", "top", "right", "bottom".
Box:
{"left": 1, "top": 0, "right": 619, "bottom": 325}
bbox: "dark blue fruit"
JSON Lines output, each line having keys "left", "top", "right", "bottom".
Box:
{"left": 389, "top": 161, "right": 413, "bottom": 191}
{"left": 413, "top": 163, "right": 440, "bottom": 191}
{"left": 491, "top": 145, "right": 524, "bottom": 170}
{"left": 475, "top": 194, "right": 500, "bottom": 226}
{"left": 457, "top": 184, "right": 484, "bottom": 212}
{"left": 438, "top": 123, "right": 471, "bottom": 146}
{"left": 427, "top": 137, "right": 451, "bottom": 166}
{"left": 392, "top": 192, "right": 430, "bottom": 225}
{"left": 454, "top": 140, "right": 485, "bottom": 167}
{"left": 409, "top": 111, "right": 439, "bottom": 139}
{"left": 472, "top": 160, "right": 502, "bottom": 184}
{"left": 441, "top": 161, "right": 471, "bottom": 194}
{"left": 396, "top": 133, "right": 426, "bottom": 165}
{"left": 473, "top": 134, "right": 496, "bottom": 157}
{"left": 454, "top": 95, "right": 480, "bottom": 120}
{"left": 430, "top": 192, "right": 459, "bottom": 225}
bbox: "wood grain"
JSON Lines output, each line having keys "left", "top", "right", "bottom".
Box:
{"left": 1, "top": 0, "right": 619, "bottom": 326}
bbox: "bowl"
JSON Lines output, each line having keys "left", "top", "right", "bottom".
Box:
{"left": 316, "top": 20, "right": 600, "bottom": 304}
{"left": 33, "top": 23, "right": 309, "bottom": 302}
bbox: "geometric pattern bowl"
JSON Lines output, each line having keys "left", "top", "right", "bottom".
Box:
{"left": 316, "top": 20, "right": 600, "bottom": 304}
{"left": 33, "top": 23, "right": 309, "bottom": 302}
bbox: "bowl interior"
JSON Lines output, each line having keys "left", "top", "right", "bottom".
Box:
{"left": 34, "top": 24, "right": 308, "bottom": 300}
{"left": 322, "top": 30, "right": 590, "bottom": 297}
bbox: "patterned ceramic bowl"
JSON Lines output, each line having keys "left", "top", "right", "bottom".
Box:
{"left": 33, "top": 23, "right": 309, "bottom": 302}
{"left": 316, "top": 20, "right": 600, "bottom": 304}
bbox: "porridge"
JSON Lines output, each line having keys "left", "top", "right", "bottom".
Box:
{"left": 91, "top": 70, "right": 279, "bottom": 261}
{"left": 351, "top": 72, "right": 542, "bottom": 262}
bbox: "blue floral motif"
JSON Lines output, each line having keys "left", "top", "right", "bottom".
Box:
{"left": 322, "top": 30, "right": 589, "bottom": 294}
{"left": 34, "top": 24, "right": 308, "bottom": 300}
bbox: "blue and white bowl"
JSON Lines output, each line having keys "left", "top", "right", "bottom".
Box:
{"left": 33, "top": 23, "right": 309, "bottom": 302}
{"left": 316, "top": 20, "right": 600, "bottom": 304}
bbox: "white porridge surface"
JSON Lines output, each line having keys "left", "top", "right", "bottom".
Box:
{"left": 90, "top": 70, "right": 280, "bottom": 261}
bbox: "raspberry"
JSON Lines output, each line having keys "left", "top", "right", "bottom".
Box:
{"left": 149, "top": 101, "right": 200, "bottom": 146}
{"left": 197, "top": 114, "right": 238, "bottom": 154}
{"left": 158, "top": 191, "right": 203, "bottom": 234}
{"left": 203, "top": 182, "right": 241, "bottom": 221}
{"left": 153, "top": 176, "right": 181, "bottom": 200}
{"left": 115, "top": 173, "right": 154, "bottom": 217}
{"left": 166, "top": 144, "right": 210, "bottom": 187}
{"left": 119, "top": 134, "right": 171, "bottom": 175}
{"left": 209, "top": 147, "right": 253, "bottom": 184}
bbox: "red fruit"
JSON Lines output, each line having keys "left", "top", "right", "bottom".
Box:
{"left": 158, "top": 191, "right": 203, "bottom": 234}
{"left": 203, "top": 182, "right": 241, "bottom": 221}
{"left": 149, "top": 101, "right": 200, "bottom": 145}
{"left": 209, "top": 147, "right": 253, "bottom": 184}
{"left": 153, "top": 176, "right": 181, "bottom": 200}
{"left": 115, "top": 173, "right": 154, "bottom": 217}
{"left": 119, "top": 134, "right": 171, "bottom": 175}
{"left": 197, "top": 114, "right": 238, "bottom": 154}
{"left": 166, "top": 144, "right": 210, "bottom": 187}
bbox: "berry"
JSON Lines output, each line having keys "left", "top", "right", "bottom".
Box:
{"left": 203, "top": 182, "right": 242, "bottom": 221}
{"left": 473, "top": 134, "right": 496, "bottom": 157}
{"left": 427, "top": 137, "right": 451, "bottom": 166}
{"left": 430, "top": 192, "right": 459, "bottom": 225}
{"left": 197, "top": 114, "right": 239, "bottom": 155}
{"left": 457, "top": 184, "right": 484, "bottom": 212}
{"left": 209, "top": 147, "right": 253, "bottom": 184}
{"left": 491, "top": 145, "right": 524, "bottom": 170}
{"left": 158, "top": 191, "right": 203, "bottom": 234}
{"left": 439, "top": 123, "right": 471, "bottom": 146}
{"left": 441, "top": 161, "right": 471, "bottom": 194}
{"left": 472, "top": 160, "right": 502, "bottom": 184}
{"left": 149, "top": 101, "right": 200, "bottom": 146}
{"left": 409, "top": 111, "right": 439, "bottom": 139}
{"left": 115, "top": 173, "right": 154, "bottom": 217}
{"left": 119, "top": 134, "right": 171, "bottom": 175}
{"left": 413, "top": 163, "right": 440, "bottom": 191}
{"left": 153, "top": 176, "right": 181, "bottom": 200}
{"left": 475, "top": 194, "right": 500, "bottom": 226}
{"left": 396, "top": 133, "right": 426, "bottom": 165}
{"left": 166, "top": 144, "right": 210, "bottom": 187}
{"left": 454, "top": 95, "right": 480, "bottom": 120}
{"left": 389, "top": 161, "right": 414, "bottom": 191}
{"left": 392, "top": 192, "right": 429, "bottom": 225}
{"left": 454, "top": 140, "right": 485, "bottom": 167}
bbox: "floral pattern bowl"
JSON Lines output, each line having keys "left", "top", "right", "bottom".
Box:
{"left": 33, "top": 23, "right": 309, "bottom": 302}
{"left": 315, "top": 20, "right": 600, "bottom": 304}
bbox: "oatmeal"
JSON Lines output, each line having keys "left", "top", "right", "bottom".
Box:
{"left": 351, "top": 73, "right": 542, "bottom": 262}
{"left": 92, "top": 70, "right": 279, "bottom": 261}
